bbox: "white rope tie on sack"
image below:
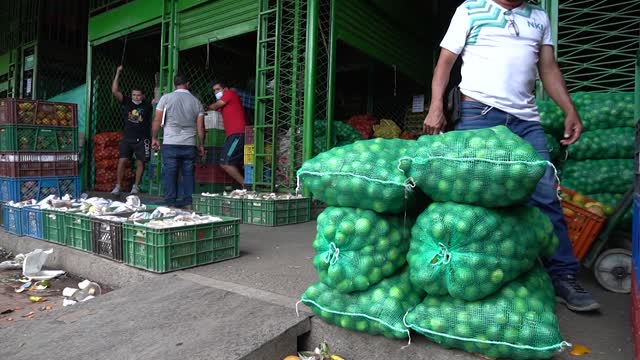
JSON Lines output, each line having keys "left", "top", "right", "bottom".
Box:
{"left": 323, "top": 242, "right": 340, "bottom": 265}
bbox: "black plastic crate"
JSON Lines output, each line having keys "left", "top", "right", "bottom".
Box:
{"left": 91, "top": 214, "right": 134, "bottom": 262}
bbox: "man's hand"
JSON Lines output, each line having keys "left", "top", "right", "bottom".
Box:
{"left": 116, "top": 65, "right": 123, "bottom": 73}
{"left": 152, "top": 138, "right": 161, "bottom": 151}
{"left": 561, "top": 111, "right": 583, "bottom": 145}
{"left": 423, "top": 109, "right": 447, "bottom": 135}
{"left": 197, "top": 145, "right": 205, "bottom": 158}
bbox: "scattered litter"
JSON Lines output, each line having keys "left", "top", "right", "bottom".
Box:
{"left": 138, "top": 214, "right": 225, "bottom": 229}
{"left": 201, "top": 190, "right": 304, "bottom": 201}
{"left": 1, "top": 309, "right": 14, "bottom": 315}
{"left": 15, "top": 306, "right": 22, "bottom": 310}
{"left": 29, "top": 296, "right": 47, "bottom": 303}
{"left": 63, "top": 279, "right": 102, "bottom": 306}
{"left": 0, "top": 252, "right": 25, "bottom": 270}
{"left": 22, "top": 249, "right": 65, "bottom": 280}
{"left": 15, "top": 282, "right": 32, "bottom": 293}
{"left": 21, "top": 312, "right": 35, "bottom": 319}
{"left": 6, "top": 318, "right": 13, "bottom": 321}
{"left": 570, "top": 344, "right": 592, "bottom": 356}
{"left": 38, "top": 305, "right": 52, "bottom": 311}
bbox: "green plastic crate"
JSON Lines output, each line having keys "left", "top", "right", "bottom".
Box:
{"left": 0, "top": 125, "right": 78, "bottom": 152}
{"left": 193, "top": 194, "right": 243, "bottom": 219}
{"left": 122, "top": 217, "right": 240, "bottom": 273}
{"left": 42, "top": 209, "right": 67, "bottom": 244}
{"left": 243, "top": 197, "right": 311, "bottom": 226}
{"left": 65, "top": 211, "right": 92, "bottom": 251}
{"left": 205, "top": 129, "right": 226, "bottom": 147}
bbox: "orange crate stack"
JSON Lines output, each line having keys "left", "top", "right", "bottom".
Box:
{"left": 560, "top": 186, "right": 606, "bottom": 260}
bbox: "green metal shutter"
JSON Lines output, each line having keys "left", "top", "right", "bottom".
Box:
{"left": 178, "top": 0, "right": 259, "bottom": 51}
{"left": 334, "top": 0, "right": 429, "bottom": 83}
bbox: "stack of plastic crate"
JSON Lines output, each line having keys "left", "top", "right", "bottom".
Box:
{"left": 194, "top": 113, "right": 238, "bottom": 192}
{"left": 0, "top": 98, "right": 80, "bottom": 203}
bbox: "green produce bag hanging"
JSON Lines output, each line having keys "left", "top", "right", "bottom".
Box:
{"left": 408, "top": 202, "right": 558, "bottom": 301}
{"left": 405, "top": 266, "right": 570, "bottom": 359}
{"left": 313, "top": 207, "right": 413, "bottom": 293}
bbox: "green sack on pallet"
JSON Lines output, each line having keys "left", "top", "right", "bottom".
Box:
{"left": 301, "top": 267, "right": 425, "bottom": 339}
{"left": 572, "top": 92, "right": 636, "bottom": 131}
{"left": 544, "top": 133, "right": 562, "bottom": 162}
{"left": 298, "top": 138, "right": 417, "bottom": 214}
{"left": 408, "top": 202, "right": 558, "bottom": 301}
{"left": 567, "top": 127, "right": 634, "bottom": 160}
{"left": 562, "top": 159, "right": 633, "bottom": 194}
{"left": 405, "top": 126, "right": 548, "bottom": 208}
{"left": 405, "top": 266, "right": 569, "bottom": 360}
{"left": 313, "top": 207, "right": 413, "bottom": 293}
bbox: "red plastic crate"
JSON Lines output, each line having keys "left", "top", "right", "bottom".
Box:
{"left": 245, "top": 126, "right": 254, "bottom": 144}
{"left": 0, "top": 152, "right": 78, "bottom": 177}
{"left": 195, "top": 164, "right": 234, "bottom": 183}
{"left": 0, "top": 98, "right": 77, "bottom": 127}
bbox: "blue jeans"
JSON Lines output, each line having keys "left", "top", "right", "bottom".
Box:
{"left": 162, "top": 144, "right": 196, "bottom": 207}
{"left": 456, "top": 101, "right": 579, "bottom": 279}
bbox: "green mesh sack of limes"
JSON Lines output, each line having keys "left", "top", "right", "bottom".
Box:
{"left": 301, "top": 267, "right": 425, "bottom": 339}
{"left": 567, "top": 127, "right": 634, "bottom": 160}
{"left": 407, "top": 202, "right": 558, "bottom": 301}
{"left": 561, "top": 159, "right": 633, "bottom": 194}
{"left": 298, "top": 138, "right": 418, "bottom": 214}
{"left": 404, "top": 126, "right": 548, "bottom": 208}
{"left": 313, "top": 207, "right": 413, "bottom": 294}
{"left": 405, "top": 266, "right": 570, "bottom": 359}
{"left": 571, "top": 92, "right": 636, "bottom": 131}
{"left": 312, "top": 120, "right": 363, "bottom": 156}
{"left": 544, "top": 133, "right": 562, "bottom": 162}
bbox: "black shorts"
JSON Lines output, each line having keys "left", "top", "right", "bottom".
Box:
{"left": 220, "top": 134, "right": 244, "bottom": 165}
{"left": 119, "top": 138, "right": 151, "bottom": 162}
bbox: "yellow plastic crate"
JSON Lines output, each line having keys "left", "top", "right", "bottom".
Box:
{"left": 244, "top": 144, "right": 272, "bottom": 165}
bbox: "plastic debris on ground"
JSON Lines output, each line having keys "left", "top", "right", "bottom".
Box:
{"left": 22, "top": 249, "right": 65, "bottom": 281}
{"left": 62, "top": 279, "right": 102, "bottom": 306}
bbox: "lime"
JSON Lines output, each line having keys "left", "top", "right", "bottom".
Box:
{"left": 490, "top": 269, "right": 504, "bottom": 284}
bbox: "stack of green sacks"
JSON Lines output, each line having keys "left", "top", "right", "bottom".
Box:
{"left": 298, "top": 127, "right": 570, "bottom": 358}
{"left": 539, "top": 92, "right": 636, "bottom": 229}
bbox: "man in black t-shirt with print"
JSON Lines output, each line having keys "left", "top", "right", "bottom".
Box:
{"left": 111, "top": 65, "right": 153, "bottom": 194}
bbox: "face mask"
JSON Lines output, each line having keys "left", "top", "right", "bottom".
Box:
{"left": 215, "top": 90, "right": 224, "bottom": 100}
{"left": 132, "top": 100, "right": 142, "bottom": 105}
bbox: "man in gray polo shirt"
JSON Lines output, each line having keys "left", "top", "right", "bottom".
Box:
{"left": 152, "top": 73, "right": 205, "bottom": 208}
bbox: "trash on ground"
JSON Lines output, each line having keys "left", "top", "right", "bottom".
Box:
{"left": 62, "top": 279, "right": 102, "bottom": 306}
{"left": 570, "top": 344, "right": 592, "bottom": 356}
{"left": 15, "top": 282, "right": 31, "bottom": 293}
{"left": 1, "top": 309, "right": 14, "bottom": 315}
{"left": 22, "top": 249, "right": 65, "bottom": 280}
{"left": 38, "top": 305, "right": 52, "bottom": 311}
{"left": 28, "top": 296, "right": 47, "bottom": 303}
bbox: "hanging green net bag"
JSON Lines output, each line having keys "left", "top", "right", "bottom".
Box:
{"left": 298, "top": 138, "right": 418, "bottom": 214}
{"left": 405, "top": 266, "right": 570, "bottom": 359}
{"left": 300, "top": 267, "right": 425, "bottom": 339}
{"left": 404, "top": 126, "right": 549, "bottom": 208}
{"left": 313, "top": 207, "right": 413, "bottom": 293}
{"left": 407, "top": 202, "right": 558, "bottom": 301}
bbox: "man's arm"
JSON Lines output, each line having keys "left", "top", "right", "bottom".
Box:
{"left": 207, "top": 100, "right": 226, "bottom": 111}
{"left": 196, "top": 113, "right": 205, "bottom": 157}
{"left": 538, "top": 45, "right": 582, "bottom": 145}
{"left": 151, "top": 108, "right": 163, "bottom": 150}
{"left": 112, "top": 65, "right": 124, "bottom": 103}
{"left": 423, "top": 48, "right": 459, "bottom": 134}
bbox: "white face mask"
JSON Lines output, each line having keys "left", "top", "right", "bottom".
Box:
{"left": 215, "top": 90, "right": 224, "bottom": 100}
{"left": 132, "top": 100, "right": 142, "bottom": 105}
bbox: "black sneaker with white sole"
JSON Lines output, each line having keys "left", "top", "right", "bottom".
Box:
{"left": 553, "top": 275, "right": 601, "bottom": 312}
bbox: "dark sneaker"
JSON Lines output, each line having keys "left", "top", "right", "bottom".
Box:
{"left": 553, "top": 275, "right": 601, "bottom": 312}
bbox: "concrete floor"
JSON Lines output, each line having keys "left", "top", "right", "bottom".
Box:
{"left": 0, "top": 221, "right": 633, "bottom": 359}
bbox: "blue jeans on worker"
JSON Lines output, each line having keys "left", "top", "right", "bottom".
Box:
{"left": 456, "top": 101, "right": 580, "bottom": 279}
{"left": 161, "top": 144, "right": 196, "bottom": 207}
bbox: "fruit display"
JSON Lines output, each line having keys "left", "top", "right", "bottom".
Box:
{"left": 312, "top": 120, "right": 363, "bottom": 156}
{"left": 313, "top": 207, "right": 412, "bottom": 293}
{"left": 405, "top": 266, "right": 567, "bottom": 360}
{"left": 406, "top": 126, "right": 548, "bottom": 208}
{"left": 346, "top": 114, "right": 377, "bottom": 139}
{"left": 15, "top": 101, "right": 36, "bottom": 124}
{"left": 408, "top": 202, "right": 558, "bottom": 301}
{"left": 300, "top": 267, "right": 425, "bottom": 339}
{"left": 567, "top": 127, "right": 634, "bottom": 160}
{"left": 298, "top": 138, "right": 418, "bottom": 214}
{"left": 561, "top": 159, "right": 633, "bottom": 194}
{"left": 560, "top": 189, "right": 611, "bottom": 218}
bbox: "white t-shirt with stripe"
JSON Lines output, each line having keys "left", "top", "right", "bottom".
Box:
{"left": 440, "top": 0, "right": 553, "bottom": 121}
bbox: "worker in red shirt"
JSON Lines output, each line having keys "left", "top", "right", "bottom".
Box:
{"left": 208, "top": 80, "right": 246, "bottom": 184}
